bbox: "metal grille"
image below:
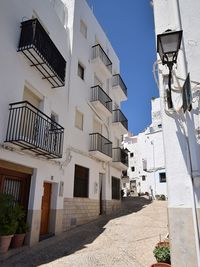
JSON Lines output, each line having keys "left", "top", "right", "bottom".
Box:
{"left": 89, "top": 133, "right": 112, "bottom": 158}
{"left": 18, "top": 19, "right": 66, "bottom": 88}
{"left": 112, "top": 109, "right": 128, "bottom": 130}
{"left": 112, "top": 74, "right": 128, "bottom": 97}
{"left": 92, "top": 44, "right": 112, "bottom": 73}
{"left": 5, "top": 101, "right": 64, "bottom": 159}
{"left": 91, "top": 85, "right": 112, "bottom": 113}
{"left": 112, "top": 147, "right": 128, "bottom": 166}
{"left": 3, "top": 178, "right": 21, "bottom": 203}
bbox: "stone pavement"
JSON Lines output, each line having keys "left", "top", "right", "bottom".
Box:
{"left": 1, "top": 197, "right": 168, "bottom": 267}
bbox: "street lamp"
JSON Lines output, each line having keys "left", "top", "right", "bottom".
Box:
{"left": 157, "top": 30, "right": 183, "bottom": 108}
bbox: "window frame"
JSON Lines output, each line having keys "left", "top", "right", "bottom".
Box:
{"left": 75, "top": 109, "right": 84, "bottom": 131}
{"left": 78, "top": 62, "right": 85, "bottom": 80}
{"left": 142, "top": 175, "right": 146, "bottom": 181}
{"left": 73, "top": 164, "right": 89, "bottom": 198}
{"left": 112, "top": 176, "right": 120, "bottom": 200}
{"left": 159, "top": 172, "right": 166, "bottom": 183}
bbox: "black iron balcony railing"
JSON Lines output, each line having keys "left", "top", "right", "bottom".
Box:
{"left": 91, "top": 85, "right": 112, "bottom": 113}
{"left": 92, "top": 44, "right": 112, "bottom": 74}
{"left": 112, "top": 147, "right": 128, "bottom": 166}
{"left": 18, "top": 19, "right": 66, "bottom": 88}
{"left": 122, "top": 170, "right": 128, "bottom": 178}
{"left": 112, "top": 109, "right": 128, "bottom": 130}
{"left": 5, "top": 101, "right": 64, "bottom": 159}
{"left": 112, "top": 74, "right": 128, "bottom": 97}
{"left": 89, "top": 133, "right": 112, "bottom": 158}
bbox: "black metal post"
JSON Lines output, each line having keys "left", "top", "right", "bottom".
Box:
{"left": 167, "top": 63, "right": 173, "bottom": 109}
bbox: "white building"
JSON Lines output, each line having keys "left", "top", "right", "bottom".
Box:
{"left": 0, "top": 0, "right": 128, "bottom": 246}
{"left": 153, "top": 0, "right": 200, "bottom": 266}
{"left": 123, "top": 98, "right": 167, "bottom": 199}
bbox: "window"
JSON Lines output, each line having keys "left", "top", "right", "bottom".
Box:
{"left": 142, "top": 175, "right": 146, "bottom": 181}
{"left": 78, "top": 63, "right": 85, "bottom": 80}
{"left": 112, "top": 177, "right": 120, "bottom": 200}
{"left": 159, "top": 172, "right": 166, "bottom": 183}
{"left": 130, "top": 152, "right": 134, "bottom": 157}
{"left": 80, "top": 20, "right": 87, "bottom": 38}
{"left": 75, "top": 109, "right": 84, "bottom": 130}
{"left": 23, "top": 86, "right": 41, "bottom": 108}
{"left": 131, "top": 166, "right": 135, "bottom": 172}
{"left": 74, "top": 165, "right": 89, "bottom": 197}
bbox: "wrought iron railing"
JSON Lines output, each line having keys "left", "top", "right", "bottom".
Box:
{"left": 5, "top": 101, "right": 64, "bottom": 158}
{"left": 121, "top": 170, "right": 128, "bottom": 178}
{"left": 18, "top": 19, "right": 66, "bottom": 88}
{"left": 112, "top": 147, "right": 128, "bottom": 166}
{"left": 92, "top": 44, "right": 112, "bottom": 73}
{"left": 91, "top": 85, "right": 112, "bottom": 113}
{"left": 89, "top": 133, "right": 112, "bottom": 158}
{"left": 112, "top": 109, "right": 128, "bottom": 130}
{"left": 112, "top": 74, "right": 128, "bottom": 97}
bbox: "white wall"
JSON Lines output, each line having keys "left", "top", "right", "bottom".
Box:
{"left": 62, "top": 0, "right": 126, "bottom": 201}
{"left": 0, "top": 0, "right": 71, "bottom": 211}
{"left": 153, "top": 0, "right": 200, "bottom": 265}
{"left": 124, "top": 98, "right": 167, "bottom": 197}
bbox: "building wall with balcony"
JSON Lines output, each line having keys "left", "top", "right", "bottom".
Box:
{"left": 0, "top": 0, "right": 128, "bottom": 246}
{"left": 0, "top": 0, "right": 70, "bottom": 245}
{"left": 153, "top": 0, "right": 200, "bottom": 265}
{"left": 60, "top": 0, "right": 128, "bottom": 229}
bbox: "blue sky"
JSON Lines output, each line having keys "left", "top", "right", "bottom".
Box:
{"left": 87, "top": 0, "right": 159, "bottom": 135}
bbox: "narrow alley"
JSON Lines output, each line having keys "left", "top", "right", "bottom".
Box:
{"left": 1, "top": 197, "right": 168, "bottom": 267}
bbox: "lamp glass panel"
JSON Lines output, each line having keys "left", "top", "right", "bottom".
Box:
{"left": 160, "top": 33, "right": 180, "bottom": 54}
{"left": 158, "top": 40, "right": 164, "bottom": 61}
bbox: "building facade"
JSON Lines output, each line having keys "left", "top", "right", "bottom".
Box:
{"left": 153, "top": 0, "right": 200, "bottom": 266}
{"left": 123, "top": 98, "right": 167, "bottom": 199}
{"left": 0, "top": 0, "right": 128, "bottom": 246}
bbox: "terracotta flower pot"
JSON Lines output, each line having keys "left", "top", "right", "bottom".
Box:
{"left": 10, "top": 233, "right": 26, "bottom": 248}
{"left": 149, "top": 263, "right": 171, "bottom": 267}
{"left": 156, "top": 241, "right": 170, "bottom": 247}
{"left": 0, "top": 235, "right": 13, "bottom": 253}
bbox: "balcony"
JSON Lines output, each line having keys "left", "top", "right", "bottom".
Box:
{"left": 112, "top": 109, "right": 128, "bottom": 135}
{"left": 91, "top": 85, "right": 112, "bottom": 117}
{"left": 112, "top": 147, "right": 128, "bottom": 170}
{"left": 112, "top": 74, "right": 128, "bottom": 101}
{"left": 89, "top": 133, "right": 112, "bottom": 161}
{"left": 5, "top": 101, "right": 64, "bottom": 159}
{"left": 91, "top": 44, "right": 112, "bottom": 78}
{"left": 121, "top": 170, "right": 129, "bottom": 182}
{"left": 18, "top": 19, "right": 66, "bottom": 88}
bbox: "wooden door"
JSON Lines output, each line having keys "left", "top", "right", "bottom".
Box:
{"left": 40, "top": 182, "right": 52, "bottom": 235}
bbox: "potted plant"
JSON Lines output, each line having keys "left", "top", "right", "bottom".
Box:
{"left": 11, "top": 219, "right": 29, "bottom": 248}
{"left": 149, "top": 241, "right": 171, "bottom": 267}
{"left": 0, "top": 194, "right": 18, "bottom": 253}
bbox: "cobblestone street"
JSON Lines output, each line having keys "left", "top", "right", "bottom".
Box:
{"left": 1, "top": 197, "right": 168, "bottom": 267}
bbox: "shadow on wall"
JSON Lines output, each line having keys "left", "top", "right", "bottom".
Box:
{"left": 174, "top": 107, "right": 200, "bottom": 203}
{"left": 1, "top": 197, "right": 152, "bottom": 267}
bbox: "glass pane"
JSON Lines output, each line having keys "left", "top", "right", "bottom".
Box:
{"left": 161, "top": 33, "right": 180, "bottom": 53}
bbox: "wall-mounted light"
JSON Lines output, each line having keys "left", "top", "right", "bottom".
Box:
{"left": 157, "top": 30, "right": 183, "bottom": 108}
